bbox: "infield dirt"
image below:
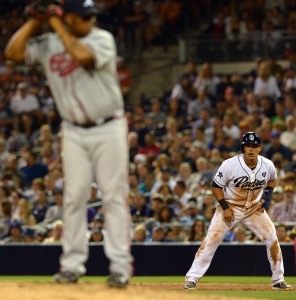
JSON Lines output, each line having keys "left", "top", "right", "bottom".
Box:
{"left": 0, "top": 282, "right": 272, "bottom": 300}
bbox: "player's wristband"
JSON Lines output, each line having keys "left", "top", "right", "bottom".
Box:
{"left": 262, "top": 187, "right": 273, "bottom": 210}
{"left": 218, "top": 198, "right": 229, "bottom": 210}
{"left": 263, "top": 187, "right": 273, "bottom": 200}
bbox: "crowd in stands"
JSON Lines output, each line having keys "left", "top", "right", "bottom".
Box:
{"left": 0, "top": 0, "right": 295, "bottom": 246}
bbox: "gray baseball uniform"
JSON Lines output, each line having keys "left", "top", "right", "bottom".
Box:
{"left": 26, "top": 28, "right": 133, "bottom": 278}
{"left": 186, "top": 154, "right": 286, "bottom": 285}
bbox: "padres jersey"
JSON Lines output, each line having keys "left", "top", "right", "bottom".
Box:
{"left": 25, "top": 28, "right": 123, "bottom": 124}
{"left": 213, "top": 154, "right": 277, "bottom": 208}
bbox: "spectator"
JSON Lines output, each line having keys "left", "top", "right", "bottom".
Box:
{"left": 31, "top": 189, "right": 50, "bottom": 224}
{"left": 187, "top": 88, "right": 212, "bottom": 122}
{"left": 89, "top": 213, "right": 104, "bottom": 231}
{"left": 23, "top": 227, "right": 36, "bottom": 243}
{"left": 233, "top": 225, "right": 253, "bottom": 243}
{"left": 254, "top": 60, "right": 281, "bottom": 100}
{"left": 265, "top": 130, "right": 293, "bottom": 162}
{"left": 116, "top": 56, "right": 132, "bottom": 103}
{"left": 150, "top": 222, "right": 171, "bottom": 242}
{"left": 193, "top": 62, "right": 220, "bottom": 99}
{"left": 0, "top": 200, "right": 12, "bottom": 239}
{"left": 138, "top": 171, "right": 154, "bottom": 200}
{"left": 43, "top": 220, "right": 63, "bottom": 244}
{"left": 268, "top": 186, "right": 284, "bottom": 214}
{"left": 9, "top": 82, "right": 42, "bottom": 137}
{"left": 179, "top": 198, "right": 204, "bottom": 226}
{"left": 2, "top": 219, "right": 23, "bottom": 243}
{"left": 130, "top": 191, "right": 152, "bottom": 223}
{"left": 19, "top": 149, "right": 48, "bottom": 188}
{"left": 132, "top": 223, "right": 147, "bottom": 242}
{"left": 33, "top": 123, "right": 56, "bottom": 150}
{"left": 147, "top": 192, "right": 163, "bottom": 214}
{"left": 155, "top": 205, "right": 175, "bottom": 224}
{"left": 5, "top": 127, "right": 29, "bottom": 153}
{"left": 12, "top": 198, "right": 36, "bottom": 226}
{"left": 166, "top": 221, "right": 186, "bottom": 241}
{"left": 137, "top": 130, "right": 161, "bottom": 164}
{"left": 89, "top": 228, "right": 104, "bottom": 243}
{"left": 144, "top": 98, "right": 167, "bottom": 130}
{"left": 173, "top": 180, "right": 192, "bottom": 211}
{"left": 269, "top": 185, "right": 296, "bottom": 222}
{"left": 276, "top": 223, "right": 291, "bottom": 242}
{"left": 35, "top": 226, "right": 48, "bottom": 243}
{"left": 87, "top": 182, "right": 101, "bottom": 213}
{"left": 169, "top": 74, "right": 195, "bottom": 124}
{"left": 0, "top": 137, "right": 9, "bottom": 169}
{"left": 185, "top": 218, "right": 206, "bottom": 242}
{"left": 222, "top": 113, "right": 240, "bottom": 141}
{"left": 280, "top": 115, "right": 296, "bottom": 151}
{"left": 179, "top": 61, "right": 198, "bottom": 85}
{"left": 150, "top": 165, "right": 176, "bottom": 196}
{"left": 43, "top": 187, "right": 63, "bottom": 224}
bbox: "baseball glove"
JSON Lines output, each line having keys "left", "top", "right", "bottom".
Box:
{"left": 25, "top": 0, "right": 64, "bottom": 21}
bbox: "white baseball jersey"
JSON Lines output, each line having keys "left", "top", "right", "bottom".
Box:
{"left": 26, "top": 28, "right": 123, "bottom": 124}
{"left": 213, "top": 154, "right": 277, "bottom": 208}
{"left": 186, "top": 153, "right": 286, "bottom": 286}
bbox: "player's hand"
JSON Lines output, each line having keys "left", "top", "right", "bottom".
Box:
{"left": 24, "top": 0, "right": 63, "bottom": 21}
{"left": 223, "top": 208, "right": 234, "bottom": 224}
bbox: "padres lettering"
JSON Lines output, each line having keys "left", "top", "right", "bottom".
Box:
{"left": 234, "top": 176, "right": 266, "bottom": 189}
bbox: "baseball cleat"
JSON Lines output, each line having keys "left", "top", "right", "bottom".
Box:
{"left": 272, "top": 281, "right": 292, "bottom": 291}
{"left": 184, "top": 281, "right": 196, "bottom": 290}
{"left": 107, "top": 273, "right": 129, "bottom": 288}
{"left": 53, "top": 271, "right": 80, "bottom": 283}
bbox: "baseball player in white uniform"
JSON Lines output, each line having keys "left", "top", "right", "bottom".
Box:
{"left": 184, "top": 132, "right": 292, "bottom": 291}
{"left": 5, "top": 0, "right": 133, "bottom": 288}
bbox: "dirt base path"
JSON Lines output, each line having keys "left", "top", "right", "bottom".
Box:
{"left": 0, "top": 282, "right": 272, "bottom": 300}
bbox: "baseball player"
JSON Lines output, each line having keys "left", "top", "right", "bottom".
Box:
{"left": 184, "top": 132, "right": 292, "bottom": 291}
{"left": 5, "top": 0, "right": 133, "bottom": 288}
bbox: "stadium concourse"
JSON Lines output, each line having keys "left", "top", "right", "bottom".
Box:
{"left": 0, "top": 1, "right": 295, "bottom": 252}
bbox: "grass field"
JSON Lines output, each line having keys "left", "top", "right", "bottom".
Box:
{"left": 0, "top": 276, "right": 295, "bottom": 300}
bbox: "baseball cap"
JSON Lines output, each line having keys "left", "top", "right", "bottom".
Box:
{"left": 10, "top": 220, "right": 22, "bottom": 229}
{"left": 64, "top": 0, "right": 99, "bottom": 17}
{"left": 151, "top": 193, "right": 164, "bottom": 202}
{"left": 188, "top": 201, "right": 197, "bottom": 209}
{"left": 273, "top": 186, "right": 283, "bottom": 194}
{"left": 134, "top": 154, "right": 147, "bottom": 164}
{"left": 152, "top": 222, "right": 166, "bottom": 233}
{"left": 17, "top": 82, "right": 28, "bottom": 90}
{"left": 160, "top": 165, "right": 171, "bottom": 173}
{"left": 35, "top": 227, "right": 48, "bottom": 237}
{"left": 284, "top": 185, "right": 294, "bottom": 192}
{"left": 53, "top": 187, "right": 63, "bottom": 195}
{"left": 23, "top": 228, "right": 35, "bottom": 238}
{"left": 270, "top": 130, "right": 281, "bottom": 139}
{"left": 93, "top": 214, "right": 104, "bottom": 223}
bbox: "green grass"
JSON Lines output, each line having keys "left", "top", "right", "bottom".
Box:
{"left": 0, "top": 276, "right": 295, "bottom": 300}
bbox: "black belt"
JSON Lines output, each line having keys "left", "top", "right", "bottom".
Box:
{"left": 73, "top": 116, "right": 115, "bottom": 128}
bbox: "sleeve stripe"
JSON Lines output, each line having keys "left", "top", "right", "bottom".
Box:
{"left": 212, "top": 180, "right": 223, "bottom": 189}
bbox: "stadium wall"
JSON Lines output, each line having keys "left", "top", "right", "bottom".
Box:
{"left": 0, "top": 243, "right": 294, "bottom": 276}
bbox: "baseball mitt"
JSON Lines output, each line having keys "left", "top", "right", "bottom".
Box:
{"left": 25, "top": 0, "right": 64, "bottom": 21}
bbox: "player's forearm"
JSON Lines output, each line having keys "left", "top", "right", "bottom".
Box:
{"left": 5, "top": 19, "right": 42, "bottom": 62}
{"left": 48, "top": 16, "right": 94, "bottom": 66}
{"left": 266, "top": 180, "right": 276, "bottom": 189}
{"left": 212, "top": 187, "right": 225, "bottom": 203}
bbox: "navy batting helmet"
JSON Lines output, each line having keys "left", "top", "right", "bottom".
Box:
{"left": 240, "top": 132, "right": 262, "bottom": 153}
